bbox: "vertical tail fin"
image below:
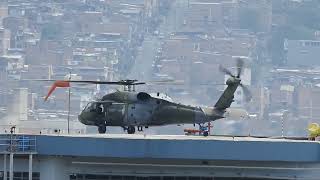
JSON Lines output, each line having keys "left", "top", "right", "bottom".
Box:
{"left": 214, "top": 78, "right": 240, "bottom": 109}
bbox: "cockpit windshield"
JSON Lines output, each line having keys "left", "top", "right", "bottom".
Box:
{"left": 83, "top": 102, "right": 104, "bottom": 113}
{"left": 83, "top": 102, "right": 92, "bottom": 112}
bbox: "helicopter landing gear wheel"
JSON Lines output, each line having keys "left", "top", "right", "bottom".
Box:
{"left": 137, "top": 126, "right": 143, "bottom": 132}
{"left": 98, "top": 125, "right": 106, "bottom": 134}
{"left": 127, "top": 126, "right": 135, "bottom": 134}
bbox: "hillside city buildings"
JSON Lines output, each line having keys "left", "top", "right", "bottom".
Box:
{"left": 0, "top": 0, "right": 319, "bottom": 136}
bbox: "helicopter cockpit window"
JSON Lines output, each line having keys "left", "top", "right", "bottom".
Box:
{"left": 83, "top": 102, "right": 93, "bottom": 112}
{"left": 96, "top": 103, "right": 104, "bottom": 113}
{"left": 83, "top": 102, "right": 104, "bottom": 113}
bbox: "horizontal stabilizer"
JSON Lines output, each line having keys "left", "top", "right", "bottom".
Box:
{"left": 223, "top": 108, "right": 248, "bottom": 119}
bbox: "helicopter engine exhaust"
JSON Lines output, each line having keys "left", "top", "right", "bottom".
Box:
{"left": 124, "top": 92, "right": 151, "bottom": 102}
{"left": 137, "top": 92, "right": 151, "bottom": 101}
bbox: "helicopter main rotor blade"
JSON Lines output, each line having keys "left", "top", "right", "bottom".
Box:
{"left": 26, "top": 79, "right": 146, "bottom": 85}
{"left": 146, "top": 80, "right": 185, "bottom": 85}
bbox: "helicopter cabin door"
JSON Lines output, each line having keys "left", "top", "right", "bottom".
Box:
{"left": 105, "top": 103, "right": 126, "bottom": 126}
{"left": 126, "top": 103, "right": 153, "bottom": 126}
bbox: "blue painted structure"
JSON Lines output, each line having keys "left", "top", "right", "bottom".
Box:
{"left": 0, "top": 134, "right": 320, "bottom": 179}
{"left": 32, "top": 135, "right": 320, "bottom": 162}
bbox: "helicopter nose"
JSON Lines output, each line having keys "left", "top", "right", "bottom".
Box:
{"left": 78, "top": 114, "right": 85, "bottom": 124}
{"left": 78, "top": 111, "right": 89, "bottom": 125}
{"left": 78, "top": 111, "right": 96, "bottom": 125}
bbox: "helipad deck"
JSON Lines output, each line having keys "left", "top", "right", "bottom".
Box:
{"left": 1, "top": 133, "right": 320, "bottom": 180}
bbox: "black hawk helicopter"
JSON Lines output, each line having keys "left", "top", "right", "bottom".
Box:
{"left": 42, "top": 59, "right": 251, "bottom": 134}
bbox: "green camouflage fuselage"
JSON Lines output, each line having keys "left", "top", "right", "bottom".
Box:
{"left": 78, "top": 91, "right": 224, "bottom": 127}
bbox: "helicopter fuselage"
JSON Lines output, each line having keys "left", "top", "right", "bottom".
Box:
{"left": 78, "top": 91, "right": 226, "bottom": 128}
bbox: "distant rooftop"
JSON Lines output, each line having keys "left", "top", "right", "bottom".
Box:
{"left": 120, "top": 9, "right": 141, "bottom": 14}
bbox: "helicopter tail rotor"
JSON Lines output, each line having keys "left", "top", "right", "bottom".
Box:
{"left": 219, "top": 58, "right": 245, "bottom": 80}
{"left": 236, "top": 58, "right": 244, "bottom": 78}
{"left": 218, "top": 58, "right": 252, "bottom": 103}
{"left": 240, "top": 84, "right": 252, "bottom": 102}
{"left": 219, "top": 65, "right": 235, "bottom": 78}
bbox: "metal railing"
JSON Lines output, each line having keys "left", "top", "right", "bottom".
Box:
{"left": 0, "top": 134, "right": 36, "bottom": 154}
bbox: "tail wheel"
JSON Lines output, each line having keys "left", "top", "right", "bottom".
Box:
{"left": 127, "top": 126, "right": 135, "bottom": 134}
{"left": 98, "top": 125, "right": 106, "bottom": 134}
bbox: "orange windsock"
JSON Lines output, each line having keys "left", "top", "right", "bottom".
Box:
{"left": 44, "top": 81, "right": 70, "bottom": 101}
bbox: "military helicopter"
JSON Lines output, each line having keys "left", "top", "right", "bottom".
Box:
{"left": 42, "top": 59, "right": 251, "bottom": 135}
